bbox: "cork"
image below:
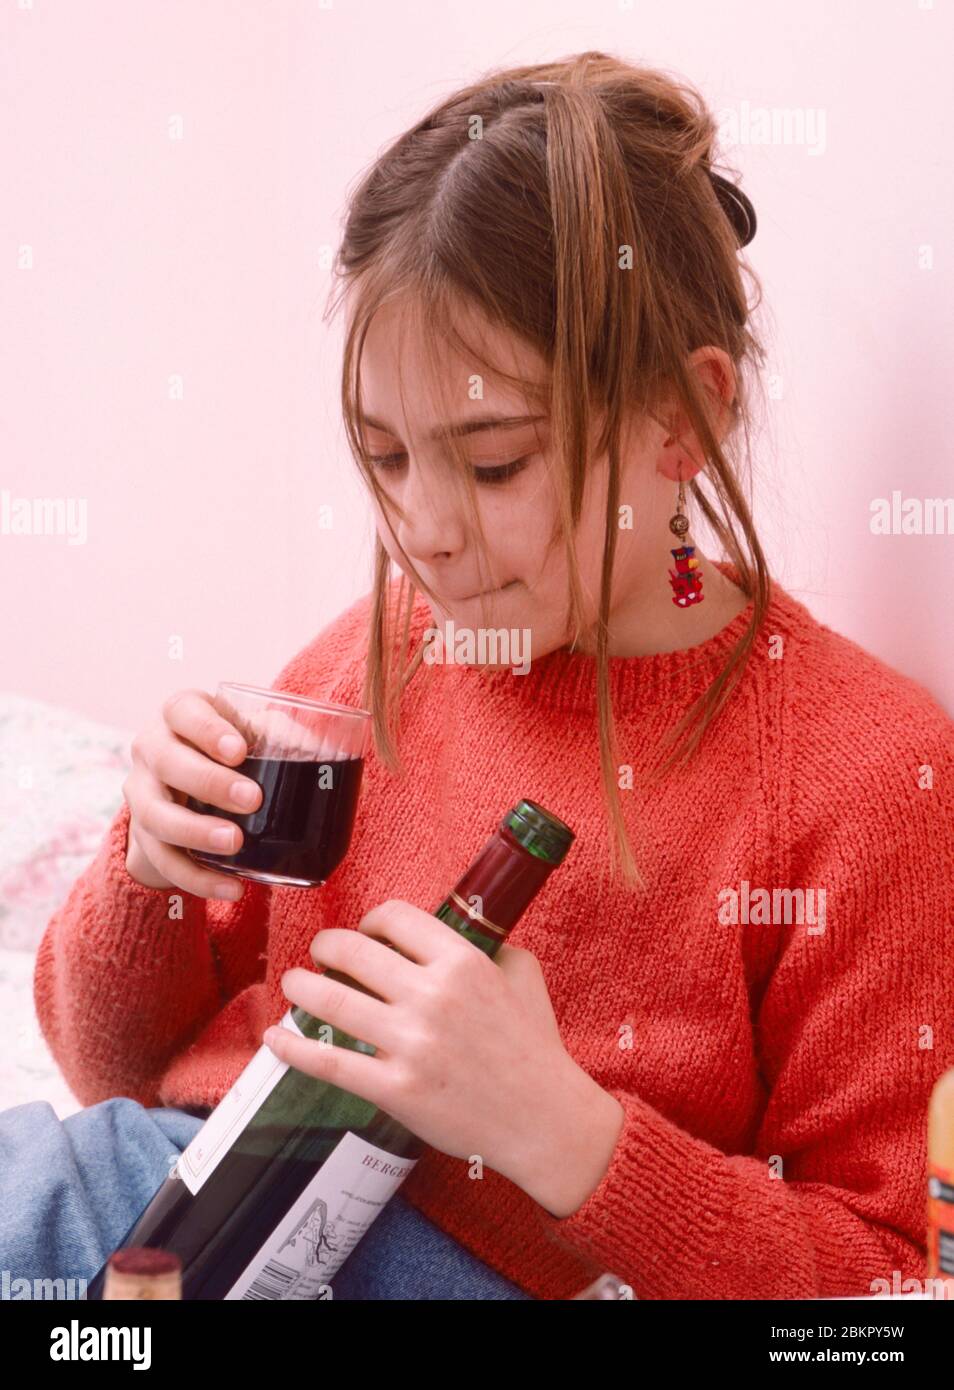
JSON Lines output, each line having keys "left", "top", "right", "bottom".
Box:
{"left": 102, "top": 1247, "right": 183, "bottom": 1300}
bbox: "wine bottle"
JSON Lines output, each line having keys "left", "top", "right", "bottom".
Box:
{"left": 927, "top": 1066, "right": 954, "bottom": 1295}
{"left": 84, "top": 798, "right": 574, "bottom": 1301}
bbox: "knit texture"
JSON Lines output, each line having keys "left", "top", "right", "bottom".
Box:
{"left": 33, "top": 562, "right": 954, "bottom": 1299}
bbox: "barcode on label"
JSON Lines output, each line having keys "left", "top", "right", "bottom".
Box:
{"left": 244, "top": 1259, "right": 303, "bottom": 1301}
{"left": 223, "top": 1130, "right": 417, "bottom": 1299}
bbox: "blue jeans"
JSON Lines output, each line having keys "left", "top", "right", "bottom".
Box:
{"left": 0, "top": 1097, "right": 533, "bottom": 1300}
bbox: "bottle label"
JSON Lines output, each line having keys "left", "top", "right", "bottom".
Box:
{"left": 223, "top": 1130, "right": 417, "bottom": 1299}
{"left": 177, "top": 1009, "right": 305, "bottom": 1197}
{"left": 929, "top": 1161, "right": 954, "bottom": 1276}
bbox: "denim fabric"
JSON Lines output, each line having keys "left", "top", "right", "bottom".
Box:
{"left": 0, "top": 1098, "right": 533, "bottom": 1300}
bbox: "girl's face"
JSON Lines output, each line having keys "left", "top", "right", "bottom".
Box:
{"left": 355, "top": 298, "right": 702, "bottom": 664}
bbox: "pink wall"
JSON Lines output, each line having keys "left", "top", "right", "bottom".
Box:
{"left": 3, "top": 0, "right": 952, "bottom": 732}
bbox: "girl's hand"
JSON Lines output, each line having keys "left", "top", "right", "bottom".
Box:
{"left": 122, "top": 688, "right": 262, "bottom": 899}
{"left": 264, "top": 898, "right": 599, "bottom": 1195}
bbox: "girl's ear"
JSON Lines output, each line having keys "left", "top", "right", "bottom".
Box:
{"left": 657, "top": 438, "right": 704, "bottom": 484}
{"left": 655, "top": 347, "right": 737, "bottom": 482}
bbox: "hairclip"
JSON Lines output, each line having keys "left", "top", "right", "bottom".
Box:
{"left": 707, "top": 169, "right": 757, "bottom": 248}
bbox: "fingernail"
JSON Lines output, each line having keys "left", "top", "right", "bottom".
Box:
{"left": 231, "top": 780, "right": 258, "bottom": 807}
{"left": 214, "top": 883, "right": 242, "bottom": 900}
{"left": 219, "top": 734, "right": 244, "bottom": 760}
{"left": 210, "top": 827, "right": 237, "bottom": 850}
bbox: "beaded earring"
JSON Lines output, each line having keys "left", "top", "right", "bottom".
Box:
{"left": 667, "top": 470, "right": 705, "bottom": 609}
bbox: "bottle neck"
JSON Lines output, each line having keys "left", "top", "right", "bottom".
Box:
{"left": 291, "top": 819, "right": 563, "bottom": 1037}
{"left": 433, "top": 825, "right": 556, "bottom": 959}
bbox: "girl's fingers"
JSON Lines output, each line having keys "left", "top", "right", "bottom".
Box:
{"left": 162, "top": 688, "right": 249, "bottom": 765}
{"left": 280, "top": 966, "right": 397, "bottom": 1054}
{"left": 263, "top": 1022, "right": 388, "bottom": 1107}
{"left": 309, "top": 927, "right": 421, "bottom": 1003}
{"left": 356, "top": 898, "right": 470, "bottom": 967}
{"left": 133, "top": 769, "right": 246, "bottom": 856}
{"left": 132, "top": 727, "right": 261, "bottom": 815}
{"left": 133, "top": 822, "right": 244, "bottom": 901}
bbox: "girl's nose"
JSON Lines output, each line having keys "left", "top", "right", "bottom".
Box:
{"left": 394, "top": 461, "right": 468, "bottom": 563}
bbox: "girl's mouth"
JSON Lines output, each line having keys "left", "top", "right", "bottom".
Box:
{"left": 459, "top": 580, "right": 518, "bottom": 601}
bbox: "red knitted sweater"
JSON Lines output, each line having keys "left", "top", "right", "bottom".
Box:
{"left": 34, "top": 564, "right": 954, "bottom": 1299}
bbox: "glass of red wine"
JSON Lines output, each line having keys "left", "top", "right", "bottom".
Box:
{"left": 185, "top": 682, "right": 371, "bottom": 889}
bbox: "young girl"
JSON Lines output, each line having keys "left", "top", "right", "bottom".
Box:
{"left": 6, "top": 51, "right": 954, "bottom": 1302}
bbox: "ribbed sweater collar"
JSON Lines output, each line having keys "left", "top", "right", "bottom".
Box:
{"left": 412, "top": 561, "right": 791, "bottom": 717}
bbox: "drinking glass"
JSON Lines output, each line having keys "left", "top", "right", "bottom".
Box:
{"left": 185, "top": 682, "right": 371, "bottom": 888}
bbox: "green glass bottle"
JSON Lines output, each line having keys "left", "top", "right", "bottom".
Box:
{"left": 84, "top": 799, "right": 574, "bottom": 1301}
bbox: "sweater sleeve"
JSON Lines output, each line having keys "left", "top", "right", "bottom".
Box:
{"left": 534, "top": 691, "right": 954, "bottom": 1300}
{"left": 33, "top": 590, "right": 376, "bottom": 1110}
{"left": 32, "top": 803, "right": 269, "bottom": 1109}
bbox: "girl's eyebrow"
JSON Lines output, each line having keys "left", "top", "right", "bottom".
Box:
{"left": 357, "top": 412, "right": 547, "bottom": 441}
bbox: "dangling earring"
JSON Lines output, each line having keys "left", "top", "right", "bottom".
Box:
{"left": 666, "top": 460, "right": 705, "bottom": 609}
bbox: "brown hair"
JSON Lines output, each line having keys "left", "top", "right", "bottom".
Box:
{"left": 323, "top": 50, "right": 771, "bottom": 888}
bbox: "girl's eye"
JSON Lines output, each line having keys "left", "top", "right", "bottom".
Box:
{"left": 364, "top": 453, "right": 533, "bottom": 485}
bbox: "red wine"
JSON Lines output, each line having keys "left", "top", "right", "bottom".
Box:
{"left": 84, "top": 800, "right": 574, "bottom": 1301}
{"left": 186, "top": 755, "right": 364, "bottom": 887}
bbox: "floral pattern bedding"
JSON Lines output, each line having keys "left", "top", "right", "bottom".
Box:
{"left": 0, "top": 692, "right": 134, "bottom": 1119}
